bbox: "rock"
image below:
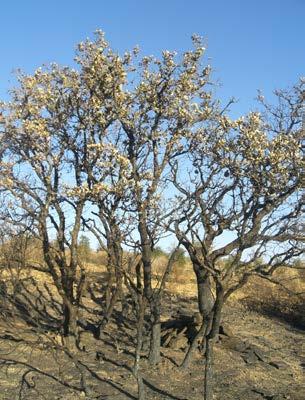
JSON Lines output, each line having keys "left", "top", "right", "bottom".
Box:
{"left": 193, "top": 312, "right": 202, "bottom": 327}
{"left": 176, "top": 308, "right": 194, "bottom": 320}
{"left": 162, "top": 315, "right": 193, "bottom": 331}
{"left": 219, "top": 323, "right": 234, "bottom": 337}
{"left": 80, "top": 330, "right": 94, "bottom": 341}
{"left": 269, "top": 360, "right": 288, "bottom": 370}
{"left": 161, "top": 313, "right": 201, "bottom": 349}
{"left": 168, "top": 334, "right": 188, "bottom": 350}
{"left": 252, "top": 388, "right": 276, "bottom": 399}
{"left": 251, "top": 346, "right": 269, "bottom": 363}
{"left": 220, "top": 336, "right": 248, "bottom": 353}
{"left": 242, "top": 349, "right": 259, "bottom": 364}
{"left": 162, "top": 330, "right": 177, "bottom": 347}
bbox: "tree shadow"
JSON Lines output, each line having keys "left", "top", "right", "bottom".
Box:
{"left": 1, "top": 277, "right": 62, "bottom": 332}
{"left": 243, "top": 297, "right": 305, "bottom": 331}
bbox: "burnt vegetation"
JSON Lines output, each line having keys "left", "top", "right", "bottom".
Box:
{"left": 0, "top": 31, "right": 304, "bottom": 400}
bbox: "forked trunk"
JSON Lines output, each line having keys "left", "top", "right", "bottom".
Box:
{"left": 179, "top": 264, "right": 215, "bottom": 369}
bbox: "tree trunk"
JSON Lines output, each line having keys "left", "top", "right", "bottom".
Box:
{"left": 178, "top": 264, "right": 215, "bottom": 369}
{"left": 63, "top": 300, "right": 78, "bottom": 337}
{"left": 204, "top": 338, "right": 214, "bottom": 400}
{"left": 149, "top": 296, "right": 161, "bottom": 365}
{"left": 203, "top": 282, "right": 224, "bottom": 400}
{"left": 62, "top": 299, "right": 79, "bottom": 353}
{"left": 105, "top": 257, "right": 115, "bottom": 310}
{"left": 195, "top": 269, "right": 214, "bottom": 317}
{"left": 99, "top": 238, "right": 124, "bottom": 336}
{"left": 138, "top": 214, "right": 160, "bottom": 366}
{"left": 97, "top": 287, "right": 120, "bottom": 337}
{"left": 62, "top": 276, "right": 78, "bottom": 340}
{"left": 134, "top": 292, "right": 146, "bottom": 400}
{"left": 180, "top": 316, "right": 210, "bottom": 370}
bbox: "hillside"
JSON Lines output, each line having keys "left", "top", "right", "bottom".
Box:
{"left": 0, "top": 256, "right": 304, "bottom": 399}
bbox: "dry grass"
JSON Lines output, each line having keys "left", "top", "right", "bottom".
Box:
{"left": 152, "top": 257, "right": 305, "bottom": 330}
{"left": 234, "top": 267, "right": 305, "bottom": 330}
{"left": 2, "top": 246, "right": 304, "bottom": 329}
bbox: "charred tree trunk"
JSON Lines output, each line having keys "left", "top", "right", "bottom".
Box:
{"left": 180, "top": 315, "right": 210, "bottom": 370}
{"left": 149, "top": 295, "right": 161, "bottom": 365}
{"left": 62, "top": 297, "right": 79, "bottom": 353}
{"left": 97, "top": 286, "right": 120, "bottom": 337}
{"left": 204, "top": 337, "right": 214, "bottom": 400}
{"left": 138, "top": 214, "right": 161, "bottom": 365}
{"left": 105, "top": 270, "right": 114, "bottom": 311}
{"left": 62, "top": 273, "right": 78, "bottom": 339}
{"left": 62, "top": 299, "right": 78, "bottom": 337}
{"left": 133, "top": 292, "right": 146, "bottom": 400}
{"left": 98, "top": 238, "right": 124, "bottom": 337}
{"left": 195, "top": 268, "right": 214, "bottom": 317}
{"left": 179, "top": 264, "right": 215, "bottom": 367}
{"left": 203, "top": 281, "right": 224, "bottom": 400}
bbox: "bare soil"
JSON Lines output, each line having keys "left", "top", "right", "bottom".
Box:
{"left": 0, "top": 270, "right": 305, "bottom": 400}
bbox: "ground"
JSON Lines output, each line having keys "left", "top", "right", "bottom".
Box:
{"left": 0, "top": 273, "right": 305, "bottom": 400}
{"left": 1, "top": 260, "right": 305, "bottom": 400}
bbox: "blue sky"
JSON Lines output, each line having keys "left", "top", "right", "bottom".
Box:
{"left": 0, "top": 0, "right": 304, "bottom": 116}
{"left": 0, "top": 1, "right": 303, "bottom": 251}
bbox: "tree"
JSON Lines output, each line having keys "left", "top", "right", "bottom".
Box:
{"left": 0, "top": 65, "right": 88, "bottom": 342}
{"left": 0, "top": 30, "right": 304, "bottom": 399}
{"left": 0, "top": 31, "right": 210, "bottom": 364}
{"left": 78, "top": 235, "right": 91, "bottom": 263}
{"left": 169, "top": 80, "right": 304, "bottom": 398}
{"left": 52, "top": 31, "right": 216, "bottom": 364}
